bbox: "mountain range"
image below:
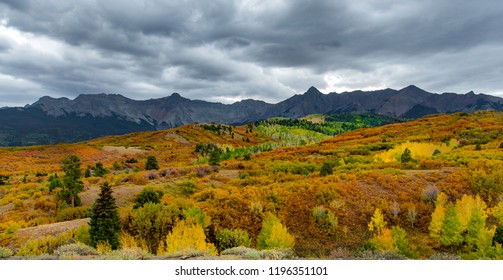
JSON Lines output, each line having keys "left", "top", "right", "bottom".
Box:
{"left": 1, "top": 85, "right": 502, "bottom": 146}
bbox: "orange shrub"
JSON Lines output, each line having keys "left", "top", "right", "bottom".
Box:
{"left": 129, "top": 172, "right": 148, "bottom": 185}
{"left": 418, "top": 159, "right": 444, "bottom": 170}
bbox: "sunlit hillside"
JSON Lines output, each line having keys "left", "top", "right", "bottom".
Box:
{"left": 1, "top": 111, "right": 503, "bottom": 260}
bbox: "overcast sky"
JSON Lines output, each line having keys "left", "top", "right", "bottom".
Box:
{"left": 1, "top": 0, "right": 503, "bottom": 107}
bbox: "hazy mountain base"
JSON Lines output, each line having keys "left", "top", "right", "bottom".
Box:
{"left": 0, "top": 107, "right": 154, "bottom": 146}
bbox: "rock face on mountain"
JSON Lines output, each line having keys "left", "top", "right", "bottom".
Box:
{"left": 265, "top": 85, "right": 503, "bottom": 119}
{"left": 1, "top": 85, "right": 502, "bottom": 146}
{"left": 29, "top": 92, "right": 273, "bottom": 128}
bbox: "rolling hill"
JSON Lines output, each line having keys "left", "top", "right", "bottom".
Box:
{"left": 1, "top": 111, "right": 503, "bottom": 259}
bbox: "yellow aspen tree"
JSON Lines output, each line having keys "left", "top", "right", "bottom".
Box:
{"left": 267, "top": 222, "right": 295, "bottom": 249}
{"left": 440, "top": 205, "right": 463, "bottom": 246}
{"left": 473, "top": 195, "right": 488, "bottom": 218}
{"left": 436, "top": 192, "right": 448, "bottom": 207}
{"left": 368, "top": 208, "right": 387, "bottom": 236}
{"left": 429, "top": 192, "right": 448, "bottom": 240}
{"left": 466, "top": 195, "right": 488, "bottom": 248}
{"left": 372, "top": 228, "right": 396, "bottom": 252}
{"left": 455, "top": 194, "right": 474, "bottom": 232}
{"left": 466, "top": 205, "right": 486, "bottom": 249}
{"left": 158, "top": 220, "right": 216, "bottom": 255}
{"left": 475, "top": 227, "right": 496, "bottom": 258}
{"left": 257, "top": 213, "right": 295, "bottom": 250}
{"left": 429, "top": 205, "right": 445, "bottom": 240}
{"left": 391, "top": 226, "right": 412, "bottom": 257}
{"left": 492, "top": 201, "right": 503, "bottom": 225}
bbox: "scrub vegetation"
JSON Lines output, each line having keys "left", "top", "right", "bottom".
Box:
{"left": 1, "top": 111, "right": 503, "bottom": 259}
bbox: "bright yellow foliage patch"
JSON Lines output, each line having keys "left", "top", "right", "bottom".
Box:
{"left": 368, "top": 208, "right": 386, "bottom": 236}
{"left": 157, "top": 220, "right": 216, "bottom": 256}
{"left": 374, "top": 140, "right": 456, "bottom": 163}
{"left": 371, "top": 228, "right": 396, "bottom": 252}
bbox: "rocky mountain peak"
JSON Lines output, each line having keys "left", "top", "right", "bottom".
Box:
{"left": 3, "top": 85, "right": 502, "bottom": 146}
{"left": 305, "top": 86, "right": 322, "bottom": 96}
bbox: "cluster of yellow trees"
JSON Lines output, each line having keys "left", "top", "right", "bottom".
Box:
{"left": 367, "top": 209, "right": 415, "bottom": 257}
{"left": 428, "top": 193, "right": 503, "bottom": 257}
{"left": 368, "top": 191, "right": 503, "bottom": 259}
{"left": 120, "top": 201, "right": 295, "bottom": 257}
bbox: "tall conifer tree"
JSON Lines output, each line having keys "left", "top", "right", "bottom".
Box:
{"left": 89, "top": 182, "right": 121, "bottom": 249}
{"left": 61, "top": 155, "right": 84, "bottom": 207}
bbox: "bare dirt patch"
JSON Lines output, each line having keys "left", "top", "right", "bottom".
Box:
{"left": 102, "top": 146, "right": 144, "bottom": 155}
{"left": 79, "top": 186, "right": 100, "bottom": 206}
{"left": 301, "top": 114, "right": 325, "bottom": 124}
{"left": 111, "top": 184, "right": 148, "bottom": 207}
{"left": 405, "top": 167, "right": 459, "bottom": 175}
{"left": 80, "top": 184, "right": 147, "bottom": 207}
{"left": 0, "top": 203, "right": 14, "bottom": 215}
{"left": 165, "top": 133, "right": 190, "bottom": 144}
{"left": 15, "top": 218, "right": 90, "bottom": 243}
{"left": 217, "top": 170, "right": 240, "bottom": 180}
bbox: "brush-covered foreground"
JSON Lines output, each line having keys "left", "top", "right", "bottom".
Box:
{"left": 1, "top": 111, "right": 503, "bottom": 260}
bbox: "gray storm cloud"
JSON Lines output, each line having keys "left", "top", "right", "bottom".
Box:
{"left": 0, "top": 0, "right": 502, "bottom": 107}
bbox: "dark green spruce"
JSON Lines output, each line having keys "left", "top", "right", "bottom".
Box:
{"left": 89, "top": 182, "right": 121, "bottom": 249}
{"left": 145, "top": 155, "right": 159, "bottom": 170}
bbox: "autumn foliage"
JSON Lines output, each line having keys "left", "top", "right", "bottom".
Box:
{"left": 1, "top": 111, "right": 503, "bottom": 259}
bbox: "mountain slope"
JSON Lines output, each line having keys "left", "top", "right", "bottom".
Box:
{"left": 0, "top": 107, "right": 155, "bottom": 146}
{"left": 1, "top": 85, "right": 502, "bottom": 146}
{"left": 29, "top": 93, "right": 274, "bottom": 127}
{"left": 267, "top": 85, "right": 503, "bottom": 119}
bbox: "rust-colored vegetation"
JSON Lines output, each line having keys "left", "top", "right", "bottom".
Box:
{"left": 1, "top": 111, "right": 503, "bottom": 259}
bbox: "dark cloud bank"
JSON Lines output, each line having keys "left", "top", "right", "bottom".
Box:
{"left": 0, "top": 0, "right": 502, "bottom": 107}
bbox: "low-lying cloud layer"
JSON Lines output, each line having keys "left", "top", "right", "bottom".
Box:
{"left": 1, "top": 0, "right": 502, "bottom": 107}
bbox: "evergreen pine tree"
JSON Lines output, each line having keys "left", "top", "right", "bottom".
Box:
{"left": 61, "top": 155, "right": 84, "bottom": 207}
{"left": 48, "top": 174, "right": 63, "bottom": 192}
{"left": 89, "top": 182, "right": 121, "bottom": 249}
{"left": 145, "top": 155, "right": 159, "bottom": 170}
{"left": 84, "top": 166, "right": 91, "bottom": 178}
{"left": 208, "top": 148, "right": 222, "bottom": 166}
{"left": 94, "top": 162, "right": 107, "bottom": 177}
{"left": 493, "top": 226, "right": 503, "bottom": 245}
{"left": 319, "top": 161, "right": 333, "bottom": 177}
{"left": 113, "top": 161, "right": 121, "bottom": 170}
{"left": 0, "top": 174, "right": 9, "bottom": 185}
{"left": 134, "top": 187, "right": 162, "bottom": 209}
{"left": 401, "top": 148, "right": 412, "bottom": 163}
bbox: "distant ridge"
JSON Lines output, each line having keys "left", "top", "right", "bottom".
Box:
{"left": 1, "top": 85, "right": 502, "bottom": 146}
